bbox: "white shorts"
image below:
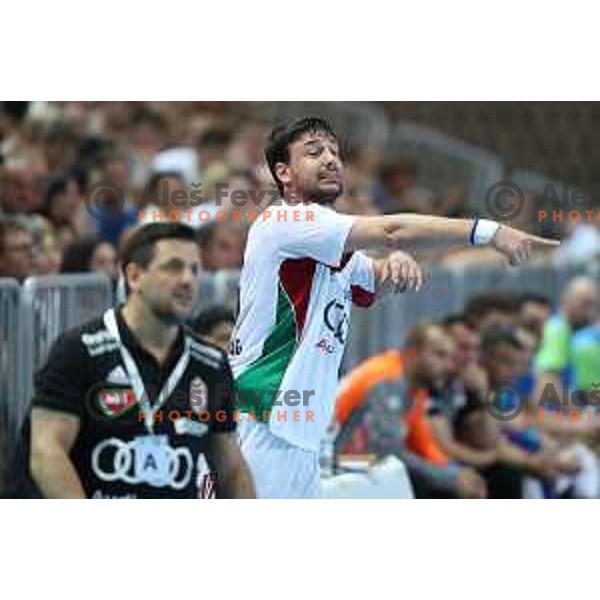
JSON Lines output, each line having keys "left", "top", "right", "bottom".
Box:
{"left": 237, "top": 419, "right": 321, "bottom": 499}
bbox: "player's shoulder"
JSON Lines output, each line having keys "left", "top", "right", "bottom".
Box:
{"left": 184, "top": 327, "right": 230, "bottom": 372}
{"left": 51, "top": 315, "right": 116, "bottom": 360}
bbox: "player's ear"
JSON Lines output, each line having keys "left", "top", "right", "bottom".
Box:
{"left": 275, "top": 162, "right": 291, "bottom": 190}
{"left": 125, "top": 262, "right": 144, "bottom": 293}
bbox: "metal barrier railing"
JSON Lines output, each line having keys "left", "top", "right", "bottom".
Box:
{"left": 16, "top": 273, "right": 113, "bottom": 436}
{"left": 387, "top": 122, "right": 505, "bottom": 211}
{"left": 0, "top": 279, "right": 22, "bottom": 454}
{"left": 344, "top": 262, "right": 593, "bottom": 369}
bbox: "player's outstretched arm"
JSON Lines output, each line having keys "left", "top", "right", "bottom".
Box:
{"left": 346, "top": 214, "right": 559, "bottom": 265}
{"left": 30, "top": 408, "right": 86, "bottom": 499}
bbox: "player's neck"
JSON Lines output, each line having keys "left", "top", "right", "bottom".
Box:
{"left": 121, "top": 297, "right": 180, "bottom": 364}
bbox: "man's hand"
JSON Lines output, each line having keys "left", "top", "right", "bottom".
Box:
{"left": 554, "top": 448, "right": 583, "bottom": 476}
{"left": 460, "top": 363, "right": 489, "bottom": 397}
{"left": 376, "top": 251, "right": 426, "bottom": 295}
{"left": 455, "top": 468, "right": 488, "bottom": 499}
{"left": 492, "top": 225, "right": 560, "bottom": 266}
{"left": 527, "top": 452, "right": 560, "bottom": 482}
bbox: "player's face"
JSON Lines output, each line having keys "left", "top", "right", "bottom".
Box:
{"left": 417, "top": 328, "right": 456, "bottom": 388}
{"left": 482, "top": 343, "right": 526, "bottom": 386}
{"left": 565, "top": 289, "right": 599, "bottom": 330}
{"left": 131, "top": 239, "right": 201, "bottom": 324}
{"left": 448, "top": 324, "right": 480, "bottom": 373}
{"left": 279, "top": 131, "right": 344, "bottom": 204}
{"left": 519, "top": 302, "right": 550, "bottom": 346}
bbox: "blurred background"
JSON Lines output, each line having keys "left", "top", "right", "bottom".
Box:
{"left": 2, "top": 101, "right": 600, "bottom": 498}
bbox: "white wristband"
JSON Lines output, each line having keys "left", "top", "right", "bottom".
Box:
{"left": 473, "top": 219, "right": 500, "bottom": 246}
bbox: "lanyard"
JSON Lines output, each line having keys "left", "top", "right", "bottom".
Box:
{"left": 103, "top": 308, "right": 190, "bottom": 435}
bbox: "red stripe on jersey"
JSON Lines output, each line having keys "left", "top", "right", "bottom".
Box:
{"left": 351, "top": 285, "right": 376, "bottom": 307}
{"left": 330, "top": 252, "right": 354, "bottom": 273}
{"left": 279, "top": 258, "right": 317, "bottom": 339}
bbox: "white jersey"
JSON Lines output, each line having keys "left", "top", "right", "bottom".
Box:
{"left": 230, "top": 201, "right": 375, "bottom": 452}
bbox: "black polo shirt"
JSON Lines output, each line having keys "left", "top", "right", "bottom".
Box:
{"left": 32, "top": 308, "right": 236, "bottom": 499}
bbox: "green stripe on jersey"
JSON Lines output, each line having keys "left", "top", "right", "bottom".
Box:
{"left": 235, "top": 282, "right": 298, "bottom": 415}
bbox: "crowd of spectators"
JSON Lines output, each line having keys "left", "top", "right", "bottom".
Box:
{"left": 5, "top": 100, "right": 597, "bottom": 289}
{"left": 338, "top": 277, "right": 600, "bottom": 498}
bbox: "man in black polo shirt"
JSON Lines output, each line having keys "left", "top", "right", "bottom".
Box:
{"left": 30, "top": 223, "right": 255, "bottom": 499}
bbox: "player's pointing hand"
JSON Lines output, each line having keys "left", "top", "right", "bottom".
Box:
{"left": 492, "top": 225, "right": 561, "bottom": 266}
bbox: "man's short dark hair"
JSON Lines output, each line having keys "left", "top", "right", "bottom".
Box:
{"left": 265, "top": 116, "right": 337, "bottom": 195}
{"left": 442, "top": 314, "right": 469, "bottom": 328}
{"left": 515, "top": 292, "right": 552, "bottom": 309}
{"left": 481, "top": 325, "right": 525, "bottom": 354}
{"left": 464, "top": 293, "right": 519, "bottom": 327}
{"left": 190, "top": 305, "right": 235, "bottom": 337}
{"left": 119, "top": 223, "right": 198, "bottom": 271}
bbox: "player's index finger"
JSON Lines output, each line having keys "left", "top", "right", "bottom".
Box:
{"left": 533, "top": 236, "right": 561, "bottom": 248}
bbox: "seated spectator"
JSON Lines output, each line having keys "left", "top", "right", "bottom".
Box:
{"left": 198, "top": 221, "right": 245, "bottom": 272}
{"left": 189, "top": 305, "right": 235, "bottom": 352}
{"left": 30, "top": 215, "right": 62, "bottom": 276}
{"left": 128, "top": 109, "right": 166, "bottom": 189}
{"left": 516, "top": 292, "right": 552, "bottom": 346}
{"left": 139, "top": 171, "right": 190, "bottom": 215}
{"left": 0, "top": 215, "right": 35, "bottom": 282}
{"left": 464, "top": 292, "right": 521, "bottom": 333}
{"left": 91, "top": 150, "right": 139, "bottom": 245}
{"left": 336, "top": 328, "right": 487, "bottom": 498}
{"left": 61, "top": 235, "right": 118, "bottom": 283}
{"left": 532, "top": 276, "right": 600, "bottom": 438}
{"left": 480, "top": 325, "right": 597, "bottom": 498}
{"left": 375, "top": 160, "right": 418, "bottom": 213}
{"left": 41, "top": 174, "right": 83, "bottom": 233}
{"left": 410, "top": 323, "right": 569, "bottom": 498}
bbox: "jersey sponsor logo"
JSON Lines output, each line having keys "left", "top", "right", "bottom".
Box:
{"left": 323, "top": 299, "right": 350, "bottom": 344}
{"left": 96, "top": 388, "right": 137, "bottom": 418}
{"left": 316, "top": 337, "right": 335, "bottom": 355}
{"left": 91, "top": 437, "right": 200, "bottom": 490}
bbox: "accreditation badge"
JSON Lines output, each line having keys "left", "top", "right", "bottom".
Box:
{"left": 133, "top": 435, "right": 171, "bottom": 487}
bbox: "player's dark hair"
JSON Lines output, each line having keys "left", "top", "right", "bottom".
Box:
{"left": 190, "top": 305, "right": 235, "bottom": 337}
{"left": 119, "top": 223, "right": 197, "bottom": 271}
{"left": 265, "top": 116, "right": 338, "bottom": 195}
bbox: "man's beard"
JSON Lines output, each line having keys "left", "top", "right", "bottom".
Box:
{"left": 143, "top": 292, "right": 189, "bottom": 326}
{"left": 305, "top": 184, "right": 343, "bottom": 206}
